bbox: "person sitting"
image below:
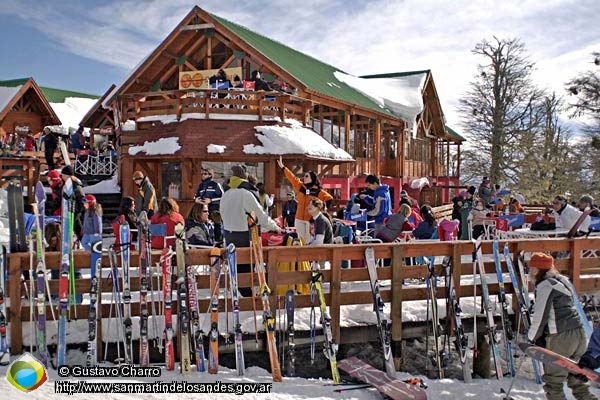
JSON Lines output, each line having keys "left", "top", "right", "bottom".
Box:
{"left": 552, "top": 195, "right": 591, "bottom": 233}
{"left": 413, "top": 204, "right": 438, "bottom": 239}
{"left": 250, "top": 70, "right": 271, "bottom": 91}
{"left": 376, "top": 204, "right": 412, "bottom": 242}
{"left": 232, "top": 75, "right": 243, "bottom": 89}
{"left": 399, "top": 190, "right": 411, "bottom": 207}
{"left": 185, "top": 203, "right": 215, "bottom": 247}
{"left": 578, "top": 194, "right": 600, "bottom": 218}
{"left": 509, "top": 197, "right": 525, "bottom": 214}
{"left": 307, "top": 199, "right": 333, "bottom": 245}
{"left": 149, "top": 197, "right": 185, "bottom": 249}
{"left": 209, "top": 69, "right": 231, "bottom": 88}
{"left": 359, "top": 174, "right": 392, "bottom": 236}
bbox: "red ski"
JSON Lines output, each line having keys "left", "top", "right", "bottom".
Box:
{"left": 338, "top": 357, "right": 427, "bottom": 400}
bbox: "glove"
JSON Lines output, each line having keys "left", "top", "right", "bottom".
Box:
{"left": 578, "top": 354, "right": 600, "bottom": 370}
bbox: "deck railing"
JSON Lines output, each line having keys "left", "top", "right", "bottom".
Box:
{"left": 6, "top": 238, "right": 600, "bottom": 359}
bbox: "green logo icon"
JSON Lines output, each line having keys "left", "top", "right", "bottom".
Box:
{"left": 6, "top": 352, "right": 48, "bottom": 391}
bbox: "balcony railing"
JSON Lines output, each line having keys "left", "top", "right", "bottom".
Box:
{"left": 119, "top": 89, "right": 309, "bottom": 129}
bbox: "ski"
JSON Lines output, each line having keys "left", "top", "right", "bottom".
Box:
{"left": 137, "top": 212, "right": 150, "bottom": 367}
{"left": 248, "top": 212, "right": 282, "bottom": 382}
{"left": 503, "top": 245, "right": 542, "bottom": 384}
{"left": 0, "top": 245, "right": 9, "bottom": 365}
{"left": 473, "top": 238, "right": 503, "bottom": 380}
{"left": 365, "top": 247, "right": 396, "bottom": 379}
{"left": 425, "top": 256, "right": 443, "bottom": 379}
{"left": 338, "top": 357, "right": 427, "bottom": 400}
{"left": 187, "top": 261, "right": 204, "bottom": 373}
{"left": 285, "top": 289, "right": 295, "bottom": 377}
{"left": 174, "top": 223, "right": 192, "bottom": 374}
{"left": 519, "top": 343, "right": 600, "bottom": 386}
{"left": 161, "top": 248, "right": 175, "bottom": 371}
{"left": 7, "top": 182, "right": 17, "bottom": 253}
{"left": 32, "top": 182, "right": 49, "bottom": 367}
{"left": 105, "top": 246, "right": 125, "bottom": 364}
{"left": 86, "top": 239, "right": 102, "bottom": 366}
{"left": 227, "top": 243, "right": 245, "bottom": 375}
{"left": 492, "top": 239, "right": 515, "bottom": 377}
{"left": 57, "top": 178, "right": 74, "bottom": 366}
{"left": 309, "top": 264, "right": 341, "bottom": 384}
{"left": 443, "top": 256, "right": 471, "bottom": 383}
{"left": 208, "top": 248, "right": 221, "bottom": 374}
{"left": 119, "top": 222, "right": 133, "bottom": 364}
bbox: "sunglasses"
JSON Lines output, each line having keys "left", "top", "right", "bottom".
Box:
{"left": 201, "top": 172, "right": 210, "bottom": 175}
{"left": 303, "top": 174, "right": 311, "bottom": 178}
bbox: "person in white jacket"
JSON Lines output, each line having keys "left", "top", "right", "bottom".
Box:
{"left": 552, "top": 195, "right": 591, "bottom": 233}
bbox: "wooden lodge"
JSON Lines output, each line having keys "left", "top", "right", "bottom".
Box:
{"left": 82, "top": 6, "right": 465, "bottom": 216}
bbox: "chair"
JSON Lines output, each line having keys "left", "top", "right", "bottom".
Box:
{"left": 148, "top": 223, "right": 175, "bottom": 249}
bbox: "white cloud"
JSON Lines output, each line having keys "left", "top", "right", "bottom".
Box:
{"left": 2, "top": 0, "right": 599, "bottom": 132}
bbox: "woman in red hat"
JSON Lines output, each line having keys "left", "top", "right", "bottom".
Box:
{"left": 81, "top": 194, "right": 103, "bottom": 251}
{"left": 527, "top": 252, "right": 595, "bottom": 400}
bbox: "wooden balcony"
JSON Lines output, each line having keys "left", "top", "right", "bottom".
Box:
{"left": 119, "top": 89, "right": 311, "bottom": 129}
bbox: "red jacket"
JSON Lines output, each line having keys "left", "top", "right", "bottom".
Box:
{"left": 150, "top": 211, "right": 184, "bottom": 249}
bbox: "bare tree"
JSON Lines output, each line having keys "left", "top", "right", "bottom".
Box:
{"left": 459, "top": 37, "right": 544, "bottom": 187}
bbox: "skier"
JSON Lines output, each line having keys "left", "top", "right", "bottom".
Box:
{"left": 527, "top": 252, "right": 596, "bottom": 400}
{"left": 81, "top": 194, "right": 102, "bottom": 251}
{"left": 42, "top": 127, "right": 58, "bottom": 171}
{"left": 132, "top": 170, "right": 157, "bottom": 218}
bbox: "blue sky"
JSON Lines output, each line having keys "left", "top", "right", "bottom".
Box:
{"left": 1, "top": 0, "right": 599, "bottom": 128}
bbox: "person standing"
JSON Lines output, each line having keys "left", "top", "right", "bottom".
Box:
{"left": 220, "top": 165, "right": 282, "bottom": 296}
{"left": 527, "top": 253, "right": 596, "bottom": 400}
{"left": 133, "top": 170, "right": 158, "bottom": 218}
{"left": 278, "top": 156, "right": 333, "bottom": 243}
{"left": 60, "top": 165, "right": 85, "bottom": 241}
{"left": 43, "top": 127, "right": 58, "bottom": 171}
{"left": 46, "top": 169, "right": 63, "bottom": 216}
{"left": 81, "top": 194, "right": 102, "bottom": 251}
{"left": 359, "top": 174, "right": 392, "bottom": 235}
{"left": 194, "top": 168, "right": 223, "bottom": 215}
{"left": 282, "top": 192, "right": 298, "bottom": 228}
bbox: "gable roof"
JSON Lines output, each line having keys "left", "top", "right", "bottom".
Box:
{"left": 445, "top": 125, "right": 466, "bottom": 142}
{"left": 80, "top": 84, "right": 116, "bottom": 127}
{"left": 0, "top": 77, "right": 61, "bottom": 125}
{"left": 0, "top": 78, "right": 98, "bottom": 103}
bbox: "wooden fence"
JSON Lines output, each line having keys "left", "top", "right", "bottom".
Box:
{"left": 6, "top": 238, "right": 600, "bottom": 359}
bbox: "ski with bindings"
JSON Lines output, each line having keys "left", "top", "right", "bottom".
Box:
{"left": 86, "top": 239, "right": 102, "bottom": 366}
{"left": 7, "top": 182, "right": 27, "bottom": 253}
{"left": 519, "top": 343, "right": 600, "bottom": 386}
{"left": 57, "top": 178, "right": 74, "bottom": 366}
{"left": 161, "top": 248, "right": 175, "bottom": 371}
{"left": 32, "top": 182, "right": 49, "bottom": 367}
{"left": 248, "top": 212, "right": 282, "bottom": 382}
{"left": 492, "top": 239, "right": 515, "bottom": 377}
{"left": 443, "top": 256, "right": 471, "bottom": 383}
{"left": 338, "top": 357, "right": 427, "bottom": 400}
{"left": 365, "top": 247, "right": 396, "bottom": 379}
{"left": 285, "top": 289, "right": 295, "bottom": 377}
{"left": 473, "top": 238, "right": 503, "bottom": 380}
{"left": 208, "top": 248, "right": 221, "bottom": 374}
{"left": 309, "top": 264, "right": 341, "bottom": 384}
{"left": 137, "top": 212, "right": 150, "bottom": 367}
{"left": 425, "top": 256, "right": 443, "bottom": 379}
{"left": 226, "top": 243, "right": 245, "bottom": 375}
{"left": 119, "top": 222, "right": 133, "bottom": 364}
{"left": 174, "top": 223, "right": 191, "bottom": 374}
{"left": 0, "top": 245, "right": 9, "bottom": 365}
{"left": 186, "top": 262, "right": 204, "bottom": 373}
{"left": 503, "top": 244, "right": 542, "bottom": 384}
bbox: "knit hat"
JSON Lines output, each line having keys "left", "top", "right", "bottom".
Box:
{"left": 132, "top": 171, "right": 144, "bottom": 181}
{"left": 83, "top": 194, "right": 96, "bottom": 206}
{"left": 231, "top": 164, "right": 247, "bottom": 179}
{"left": 529, "top": 253, "right": 554, "bottom": 270}
{"left": 482, "top": 176, "right": 490, "bottom": 182}
{"left": 47, "top": 169, "right": 60, "bottom": 180}
{"left": 400, "top": 190, "right": 408, "bottom": 197}
{"left": 61, "top": 165, "right": 74, "bottom": 176}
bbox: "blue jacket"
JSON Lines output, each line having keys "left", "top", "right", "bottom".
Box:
{"left": 363, "top": 184, "right": 392, "bottom": 224}
{"left": 195, "top": 178, "right": 224, "bottom": 213}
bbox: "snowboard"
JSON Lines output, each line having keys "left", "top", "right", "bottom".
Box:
{"left": 338, "top": 357, "right": 427, "bottom": 400}
{"left": 519, "top": 343, "right": 600, "bottom": 385}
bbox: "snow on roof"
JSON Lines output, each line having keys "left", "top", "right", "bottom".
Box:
{"left": 207, "top": 144, "right": 226, "bottom": 153}
{"left": 247, "top": 119, "right": 353, "bottom": 160}
{"left": 334, "top": 71, "right": 427, "bottom": 136}
{"left": 128, "top": 137, "right": 181, "bottom": 156}
{"left": 0, "top": 85, "right": 22, "bottom": 114}
{"left": 47, "top": 97, "right": 98, "bottom": 134}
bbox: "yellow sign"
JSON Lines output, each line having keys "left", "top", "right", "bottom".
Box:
{"left": 178, "top": 67, "right": 242, "bottom": 90}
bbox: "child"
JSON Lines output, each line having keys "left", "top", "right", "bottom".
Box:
{"left": 81, "top": 194, "right": 103, "bottom": 250}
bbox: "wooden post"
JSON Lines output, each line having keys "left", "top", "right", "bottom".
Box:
{"left": 570, "top": 239, "right": 582, "bottom": 292}
{"left": 391, "top": 245, "right": 403, "bottom": 369}
{"left": 8, "top": 253, "right": 23, "bottom": 355}
{"left": 375, "top": 120, "right": 381, "bottom": 175}
{"left": 400, "top": 125, "right": 406, "bottom": 177}
{"left": 330, "top": 247, "right": 342, "bottom": 343}
{"left": 450, "top": 242, "right": 461, "bottom": 335}
{"left": 344, "top": 111, "right": 350, "bottom": 153}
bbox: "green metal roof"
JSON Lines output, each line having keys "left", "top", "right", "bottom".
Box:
{"left": 360, "top": 70, "right": 431, "bottom": 79}
{"left": 445, "top": 125, "right": 466, "bottom": 142}
{"left": 211, "top": 14, "right": 398, "bottom": 119}
{"left": 0, "top": 78, "right": 99, "bottom": 103}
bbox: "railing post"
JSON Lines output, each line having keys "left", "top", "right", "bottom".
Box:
{"left": 8, "top": 253, "right": 23, "bottom": 355}
{"left": 391, "top": 244, "right": 403, "bottom": 369}
{"left": 330, "top": 247, "right": 342, "bottom": 344}
{"left": 570, "top": 239, "right": 581, "bottom": 292}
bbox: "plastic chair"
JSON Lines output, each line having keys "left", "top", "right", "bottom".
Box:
{"left": 148, "top": 223, "right": 175, "bottom": 249}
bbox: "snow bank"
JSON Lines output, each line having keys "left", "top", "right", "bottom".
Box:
{"left": 84, "top": 174, "right": 121, "bottom": 194}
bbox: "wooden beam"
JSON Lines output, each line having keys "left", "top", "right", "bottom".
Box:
{"left": 180, "top": 23, "right": 215, "bottom": 31}
{"left": 206, "top": 37, "right": 212, "bottom": 69}
{"left": 375, "top": 119, "right": 381, "bottom": 174}
{"left": 158, "top": 35, "right": 207, "bottom": 85}
{"left": 344, "top": 111, "right": 350, "bottom": 152}
{"left": 162, "top": 50, "right": 179, "bottom": 60}
{"left": 219, "top": 54, "right": 236, "bottom": 70}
